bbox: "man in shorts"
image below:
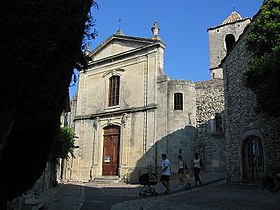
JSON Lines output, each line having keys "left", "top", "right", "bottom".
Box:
{"left": 158, "top": 153, "right": 171, "bottom": 194}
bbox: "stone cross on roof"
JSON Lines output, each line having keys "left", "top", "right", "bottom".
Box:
{"left": 116, "top": 19, "right": 124, "bottom": 35}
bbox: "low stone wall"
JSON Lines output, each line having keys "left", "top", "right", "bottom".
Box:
{"left": 7, "top": 161, "right": 57, "bottom": 210}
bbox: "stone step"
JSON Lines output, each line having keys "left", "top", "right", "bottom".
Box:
{"left": 92, "top": 176, "right": 120, "bottom": 183}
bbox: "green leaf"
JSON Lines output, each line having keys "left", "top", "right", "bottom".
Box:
{"left": 52, "top": 126, "right": 77, "bottom": 160}
{"left": 243, "top": 0, "right": 280, "bottom": 117}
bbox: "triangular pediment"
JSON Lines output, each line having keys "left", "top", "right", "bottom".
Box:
{"left": 90, "top": 34, "right": 158, "bottom": 61}
{"left": 222, "top": 11, "right": 242, "bottom": 25}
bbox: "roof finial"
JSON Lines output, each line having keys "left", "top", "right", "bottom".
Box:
{"left": 118, "top": 18, "right": 122, "bottom": 30}
{"left": 151, "top": 21, "right": 160, "bottom": 40}
{"left": 116, "top": 18, "right": 124, "bottom": 35}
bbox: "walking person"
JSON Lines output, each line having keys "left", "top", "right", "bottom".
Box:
{"left": 158, "top": 153, "right": 171, "bottom": 195}
{"left": 193, "top": 152, "right": 202, "bottom": 186}
{"left": 178, "top": 155, "right": 185, "bottom": 185}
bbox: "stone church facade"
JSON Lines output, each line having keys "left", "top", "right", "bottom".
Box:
{"left": 63, "top": 12, "right": 251, "bottom": 183}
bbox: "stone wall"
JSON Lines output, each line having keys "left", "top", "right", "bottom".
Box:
{"left": 221, "top": 25, "right": 280, "bottom": 182}
{"left": 208, "top": 18, "right": 251, "bottom": 79}
{"left": 7, "top": 162, "right": 56, "bottom": 209}
{"left": 195, "top": 79, "right": 226, "bottom": 172}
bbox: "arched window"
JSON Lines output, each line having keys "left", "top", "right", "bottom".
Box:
{"left": 210, "top": 113, "right": 222, "bottom": 133}
{"left": 108, "top": 75, "right": 120, "bottom": 106}
{"left": 225, "top": 34, "right": 235, "bottom": 52}
{"left": 174, "top": 93, "right": 183, "bottom": 110}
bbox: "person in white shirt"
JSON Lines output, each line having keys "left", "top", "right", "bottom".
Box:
{"left": 158, "top": 153, "right": 171, "bottom": 194}
{"left": 193, "top": 152, "right": 202, "bottom": 186}
{"left": 178, "top": 155, "right": 185, "bottom": 184}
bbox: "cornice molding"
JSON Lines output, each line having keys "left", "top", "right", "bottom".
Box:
{"left": 74, "top": 104, "right": 157, "bottom": 121}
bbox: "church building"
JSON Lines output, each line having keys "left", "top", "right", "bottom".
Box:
{"left": 63, "top": 12, "right": 251, "bottom": 183}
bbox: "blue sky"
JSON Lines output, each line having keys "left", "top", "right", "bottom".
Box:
{"left": 70, "top": 0, "right": 263, "bottom": 97}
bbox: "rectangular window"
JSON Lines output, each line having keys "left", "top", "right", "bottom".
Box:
{"left": 64, "top": 113, "right": 68, "bottom": 127}
{"left": 174, "top": 93, "right": 183, "bottom": 110}
{"left": 108, "top": 76, "right": 120, "bottom": 106}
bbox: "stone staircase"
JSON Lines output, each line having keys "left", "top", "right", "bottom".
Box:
{"left": 91, "top": 176, "right": 121, "bottom": 183}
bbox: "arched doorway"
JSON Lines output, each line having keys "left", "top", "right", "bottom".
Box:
{"left": 225, "top": 34, "right": 235, "bottom": 52}
{"left": 242, "top": 136, "right": 264, "bottom": 182}
{"left": 102, "top": 125, "right": 120, "bottom": 176}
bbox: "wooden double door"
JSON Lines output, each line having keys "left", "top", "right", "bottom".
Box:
{"left": 242, "top": 135, "right": 264, "bottom": 181}
{"left": 102, "top": 125, "right": 120, "bottom": 176}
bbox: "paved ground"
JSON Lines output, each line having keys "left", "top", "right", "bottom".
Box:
{"left": 38, "top": 184, "right": 84, "bottom": 210}
{"left": 24, "top": 171, "right": 280, "bottom": 210}
{"left": 111, "top": 181, "right": 280, "bottom": 210}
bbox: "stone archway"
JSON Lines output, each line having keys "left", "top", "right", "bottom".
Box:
{"left": 242, "top": 135, "right": 264, "bottom": 182}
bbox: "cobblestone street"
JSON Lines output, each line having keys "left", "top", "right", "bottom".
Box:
{"left": 29, "top": 172, "right": 280, "bottom": 210}
{"left": 111, "top": 181, "right": 280, "bottom": 210}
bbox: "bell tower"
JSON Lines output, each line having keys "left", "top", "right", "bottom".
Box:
{"left": 207, "top": 11, "right": 251, "bottom": 79}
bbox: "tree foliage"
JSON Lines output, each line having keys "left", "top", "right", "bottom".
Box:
{"left": 0, "top": 0, "right": 95, "bottom": 203}
{"left": 52, "top": 126, "right": 77, "bottom": 160}
{"left": 244, "top": 0, "right": 280, "bottom": 117}
{"left": 74, "top": 2, "right": 99, "bottom": 73}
